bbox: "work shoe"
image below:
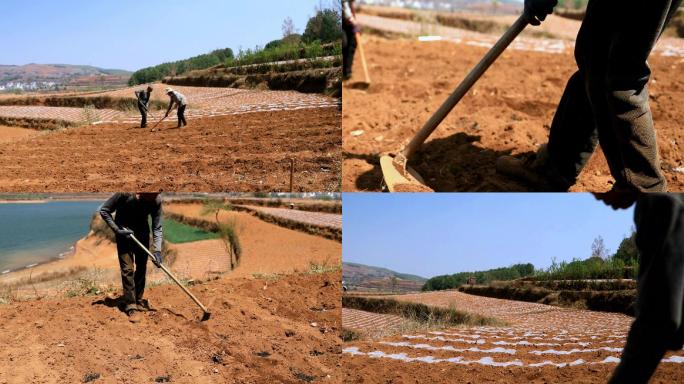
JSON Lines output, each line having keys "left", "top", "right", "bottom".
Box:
{"left": 496, "top": 144, "right": 570, "bottom": 192}
{"left": 136, "top": 299, "right": 152, "bottom": 312}
{"left": 127, "top": 309, "right": 142, "bottom": 323}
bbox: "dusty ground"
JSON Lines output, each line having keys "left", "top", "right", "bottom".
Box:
{"left": 164, "top": 203, "right": 341, "bottom": 278}
{"left": 0, "top": 201, "right": 342, "bottom": 383}
{"left": 0, "top": 125, "right": 40, "bottom": 144}
{"left": 0, "top": 271, "right": 341, "bottom": 384}
{"left": 0, "top": 107, "right": 341, "bottom": 192}
{"left": 342, "top": 291, "right": 684, "bottom": 383}
{"left": 343, "top": 35, "right": 684, "bottom": 192}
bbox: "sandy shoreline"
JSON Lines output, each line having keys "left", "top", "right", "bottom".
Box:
{"left": 0, "top": 233, "right": 119, "bottom": 286}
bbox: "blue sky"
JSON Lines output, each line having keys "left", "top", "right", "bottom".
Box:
{"left": 343, "top": 193, "right": 635, "bottom": 278}
{"left": 0, "top": 0, "right": 331, "bottom": 71}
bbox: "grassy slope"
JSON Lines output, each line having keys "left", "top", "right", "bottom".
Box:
{"left": 163, "top": 218, "right": 219, "bottom": 244}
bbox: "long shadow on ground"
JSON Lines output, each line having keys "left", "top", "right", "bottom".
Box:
{"left": 353, "top": 132, "right": 535, "bottom": 192}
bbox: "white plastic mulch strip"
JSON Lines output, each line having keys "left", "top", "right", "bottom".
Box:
{"left": 380, "top": 341, "right": 516, "bottom": 355}
{"left": 343, "top": 347, "right": 684, "bottom": 367}
{"left": 530, "top": 347, "right": 623, "bottom": 355}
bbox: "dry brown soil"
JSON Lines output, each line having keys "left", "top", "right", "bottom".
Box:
{"left": 0, "top": 108, "right": 341, "bottom": 192}
{"left": 0, "top": 271, "right": 341, "bottom": 383}
{"left": 343, "top": 36, "right": 684, "bottom": 192}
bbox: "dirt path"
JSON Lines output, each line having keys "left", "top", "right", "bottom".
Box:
{"left": 342, "top": 291, "right": 684, "bottom": 383}
{"left": 0, "top": 125, "right": 40, "bottom": 144}
{"left": 164, "top": 203, "right": 341, "bottom": 278}
{"left": 0, "top": 271, "right": 341, "bottom": 383}
{"left": 238, "top": 205, "right": 343, "bottom": 229}
{"left": 342, "top": 36, "right": 684, "bottom": 192}
{"left": 0, "top": 107, "right": 341, "bottom": 192}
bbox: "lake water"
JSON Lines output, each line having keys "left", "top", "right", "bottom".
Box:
{"left": 0, "top": 200, "right": 104, "bottom": 273}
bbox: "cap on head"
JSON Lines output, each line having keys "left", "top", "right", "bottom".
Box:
{"left": 165, "top": 88, "right": 173, "bottom": 94}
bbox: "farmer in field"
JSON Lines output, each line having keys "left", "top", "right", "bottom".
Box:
{"left": 100, "top": 191, "right": 163, "bottom": 323}
{"left": 595, "top": 192, "right": 684, "bottom": 383}
{"left": 134, "top": 85, "right": 153, "bottom": 128}
{"left": 342, "top": 0, "right": 358, "bottom": 80}
{"left": 497, "top": 0, "right": 681, "bottom": 204}
{"left": 164, "top": 88, "right": 187, "bottom": 128}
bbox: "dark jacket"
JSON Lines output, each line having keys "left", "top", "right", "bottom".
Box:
{"left": 135, "top": 89, "right": 151, "bottom": 109}
{"left": 99, "top": 193, "right": 163, "bottom": 252}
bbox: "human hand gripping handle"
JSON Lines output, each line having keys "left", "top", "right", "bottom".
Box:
{"left": 152, "top": 251, "right": 163, "bottom": 268}
{"left": 116, "top": 227, "right": 134, "bottom": 237}
{"left": 524, "top": 0, "right": 558, "bottom": 26}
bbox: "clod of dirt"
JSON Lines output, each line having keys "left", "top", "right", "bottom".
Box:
{"left": 255, "top": 351, "right": 271, "bottom": 358}
{"left": 82, "top": 372, "right": 100, "bottom": 383}
{"left": 129, "top": 354, "right": 144, "bottom": 360}
{"left": 154, "top": 376, "right": 171, "bottom": 383}
{"left": 393, "top": 183, "right": 434, "bottom": 192}
{"left": 211, "top": 355, "right": 223, "bottom": 364}
{"left": 310, "top": 350, "right": 324, "bottom": 356}
{"left": 285, "top": 329, "right": 296, "bottom": 337}
{"left": 294, "top": 372, "right": 316, "bottom": 382}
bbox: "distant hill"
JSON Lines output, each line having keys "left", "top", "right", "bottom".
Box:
{"left": 343, "top": 262, "right": 427, "bottom": 292}
{"left": 0, "top": 64, "right": 131, "bottom": 91}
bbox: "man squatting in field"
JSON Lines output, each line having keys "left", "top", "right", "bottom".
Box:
{"left": 595, "top": 193, "right": 684, "bottom": 383}
{"left": 497, "top": 0, "right": 681, "bottom": 207}
{"left": 164, "top": 88, "right": 188, "bottom": 128}
{"left": 100, "top": 192, "right": 163, "bottom": 323}
{"left": 135, "top": 85, "right": 153, "bottom": 128}
{"left": 342, "top": 0, "right": 358, "bottom": 81}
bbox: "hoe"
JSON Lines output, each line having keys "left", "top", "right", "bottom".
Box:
{"left": 380, "top": 14, "right": 530, "bottom": 192}
{"left": 353, "top": 32, "right": 372, "bottom": 89}
{"left": 127, "top": 232, "right": 212, "bottom": 322}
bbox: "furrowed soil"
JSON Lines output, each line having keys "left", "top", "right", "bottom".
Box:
{"left": 343, "top": 35, "right": 684, "bottom": 192}
{"left": 0, "top": 107, "right": 341, "bottom": 192}
{"left": 342, "top": 291, "right": 684, "bottom": 383}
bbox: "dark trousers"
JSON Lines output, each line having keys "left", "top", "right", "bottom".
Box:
{"left": 177, "top": 105, "right": 187, "bottom": 127}
{"left": 610, "top": 193, "right": 684, "bottom": 383}
{"left": 117, "top": 234, "right": 149, "bottom": 312}
{"left": 342, "top": 24, "right": 357, "bottom": 78}
{"left": 138, "top": 104, "right": 147, "bottom": 128}
{"left": 546, "top": 0, "right": 680, "bottom": 192}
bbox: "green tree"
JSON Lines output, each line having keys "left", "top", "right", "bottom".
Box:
{"left": 614, "top": 229, "right": 638, "bottom": 265}
{"left": 302, "top": 8, "right": 342, "bottom": 44}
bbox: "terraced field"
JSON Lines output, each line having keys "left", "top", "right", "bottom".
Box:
{"left": 0, "top": 85, "right": 339, "bottom": 125}
{"left": 343, "top": 308, "right": 413, "bottom": 336}
{"left": 342, "top": 291, "right": 684, "bottom": 383}
{"left": 238, "top": 205, "right": 343, "bottom": 229}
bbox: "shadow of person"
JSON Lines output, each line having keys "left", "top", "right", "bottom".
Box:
{"left": 92, "top": 296, "right": 126, "bottom": 313}
{"left": 354, "top": 132, "right": 535, "bottom": 192}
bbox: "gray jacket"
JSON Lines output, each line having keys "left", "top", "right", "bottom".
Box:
{"left": 99, "top": 193, "right": 163, "bottom": 252}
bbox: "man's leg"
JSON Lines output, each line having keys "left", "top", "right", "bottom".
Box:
{"left": 138, "top": 105, "right": 147, "bottom": 128}
{"left": 132, "top": 241, "right": 149, "bottom": 304}
{"left": 342, "top": 25, "right": 357, "bottom": 80}
{"left": 599, "top": 0, "right": 680, "bottom": 192}
{"left": 609, "top": 193, "right": 684, "bottom": 383}
{"left": 496, "top": 0, "right": 607, "bottom": 190}
{"left": 177, "top": 105, "right": 186, "bottom": 127}
{"left": 117, "top": 249, "right": 138, "bottom": 313}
